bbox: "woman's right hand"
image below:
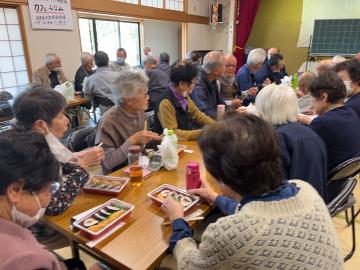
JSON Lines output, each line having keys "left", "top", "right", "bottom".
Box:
{"left": 129, "top": 130, "right": 162, "bottom": 145}
{"left": 188, "top": 178, "right": 219, "bottom": 205}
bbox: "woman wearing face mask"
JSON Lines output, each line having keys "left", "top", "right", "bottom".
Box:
{"left": 345, "top": 59, "right": 360, "bottom": 118}
{"left": 12, "top": 85, "right": 104, "bottom": 215}
{"left": 153, "top": 61, "right": 215, "bottom": 140}
{"left": 298, "top": 71, "right": 360, "bottom": 201}
{"left": 0, "top": 130, "right": 109, "bottom": 270}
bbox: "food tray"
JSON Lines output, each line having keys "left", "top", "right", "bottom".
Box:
{"left": 73, "top": 198, "right": 134, "bottom": 240}
{"left": 83, "top": 175, "right": 129, "bottom": 196}
{"left": 147, "top": 184, "right": 200, "bottom": 212}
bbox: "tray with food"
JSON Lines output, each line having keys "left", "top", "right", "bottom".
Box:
{"left": 147, "top": 184, "right": 200, "bottom": 212}
{"left": 73, "top": 199, "right": 134, "bottom": 240}
{"left": 83, "top": 175, "right": 129, "bottom": 196}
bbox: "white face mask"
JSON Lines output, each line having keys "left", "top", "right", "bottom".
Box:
{"left": 182, "top": 91, "right": 188, "bottom": 98}
{"left": 343, "top": 80, "right": 353, "bottom": 96}
{"left": 45, "top": 131, "right": 73, "bottom": 163}
{"left": 11, "top": 192, "right": 46, "bottom": 228}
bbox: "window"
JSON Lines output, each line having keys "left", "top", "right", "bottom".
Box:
{"left": 78, "top": 18, "right": 141, "bottom": 67}
{"left": 165, "top": 0, "right": 184, "bottom": 11}
{"left": 115, "top": 0, "right": 139, "bottom": 4}
{"left": 141, "top": 0, "right": 163, "bottom": 8}
{"left": 0, "top": 7, "right": 29, "bottom": 97}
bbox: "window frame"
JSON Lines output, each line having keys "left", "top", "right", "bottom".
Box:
{"left": 78, "top": 15, "right": 142, "bottom": 66}
{"left": 0, "top": 4, "right": 32, "bottom": 96}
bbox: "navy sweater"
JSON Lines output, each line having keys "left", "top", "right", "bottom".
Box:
{"left": 309, "top": 106, "right": 360, "bottom": 170}
{"left": 345, "top": 92, "right": 360, "bottom": 119}
{"left": 276, "top": 122, "right": 328, "bottom": 201}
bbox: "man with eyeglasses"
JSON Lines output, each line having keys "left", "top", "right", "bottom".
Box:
{"left": 217, "top": 54, "right": 242, "bottom": 109}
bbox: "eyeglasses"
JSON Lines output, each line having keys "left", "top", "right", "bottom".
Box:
{"left": 225, "top": 64, "right": 237, "bottom": 68}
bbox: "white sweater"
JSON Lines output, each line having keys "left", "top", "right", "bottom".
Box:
{"left": 174, "top": 180, "right": 344, "bottom": 270}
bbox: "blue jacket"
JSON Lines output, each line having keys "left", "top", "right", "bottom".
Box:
{"left": 276, "top": 122, "right": 328, "bottom": 202}
{"left": 235, "top": 64, "right": 259, "bottom": 105}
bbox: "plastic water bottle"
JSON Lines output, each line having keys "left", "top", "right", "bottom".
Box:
{"left": 166, "top": 129, "right": 178, "bottom": 150}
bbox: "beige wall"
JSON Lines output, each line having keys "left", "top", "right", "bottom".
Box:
{"left": 21, "top": 6, "right": 82, "bottom": 81}
{"left": 143, "top": 19, "right": 181, "bottom": 62}
{"left": 246, "top": 0, "right": 308, "bottom": 74}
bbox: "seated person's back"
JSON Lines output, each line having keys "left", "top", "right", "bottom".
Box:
{"left": 83, "top": 51, "right": 118, "bottom": 114}
{"left": 256, "top": 84, "right": 328, "bottom": 201}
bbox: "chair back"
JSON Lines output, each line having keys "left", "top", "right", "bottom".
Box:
{"left": 328, "top": 155, "right": 360, "bottom": 182}
{"left": 327, "top": 178, "right": 357, "bottom": 216}
{"left": 93, "top": 95, "right": 114, "bottom": 107}
{"left": 67, "top": 126, "right": 97, "bottom": 152}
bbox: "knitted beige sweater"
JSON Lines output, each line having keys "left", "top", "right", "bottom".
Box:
{"left": 174, "top": 180, "right": 344, "bottom": 270}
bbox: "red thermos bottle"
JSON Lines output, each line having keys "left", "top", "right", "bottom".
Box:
{"left": 186, "top": 162, "right": 201, "bottom": 190}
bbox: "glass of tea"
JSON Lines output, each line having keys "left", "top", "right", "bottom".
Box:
{"left": 129, "top": 165, "right": 143, "bottom": 187}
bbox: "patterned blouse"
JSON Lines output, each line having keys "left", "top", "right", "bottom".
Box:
{"left": 46, "top": 162, "right": 89, "bottom": 216}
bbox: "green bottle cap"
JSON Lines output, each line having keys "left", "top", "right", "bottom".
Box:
{"left": 167, "top": 130, "right": 174, "bottom": 135}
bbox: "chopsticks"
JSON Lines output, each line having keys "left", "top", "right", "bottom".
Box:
{"left": 144, "top": 120, "right": 148, "bottom": 131}
{"left": 162, "top": 216, "right": 204, "bottom": 226}
{"left": 97, "top": 142, "right": 103, "bottom": 148}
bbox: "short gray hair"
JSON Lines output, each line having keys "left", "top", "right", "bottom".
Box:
{"left": 246, "top": 48, "right": 266, "bottom": 67}
{"left": 112, "top": 70, "right": 149, "bottom": 106}
{"left": 80, "top": 52, "right": 92, "bottom": 65}
{"left": 143, "top": 55, "right": 157, "bottom": 65}
{"left": 255, "top": 84, "right": 298, "bottom": 125}
{"left": 45, "top": 53, "right": 59, "bottom": 65}
{"left": 202, "top": 51, "right": 224, "bottom": 73}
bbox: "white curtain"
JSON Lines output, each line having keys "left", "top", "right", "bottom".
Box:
{"left": 297, "top": 0, "right": 360, "bottom": 47}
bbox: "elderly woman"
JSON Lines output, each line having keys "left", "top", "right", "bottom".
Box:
{"left": 0, "top": 130, "right": 105, "bottom": 270}
{"left": 298, "top": 71, "right": 360, "bottom": 200}
{"left": 13, "top": 85, "right": 104, "bottom": 215}
{"left": 335, "top": 59, "right": 360, "bottom": 118}
{"left": 98, "top": 70, "right": 161, "bottom": 174}
{"left": 153, "top": 62, "right": 214, "bottom": 140}
{"left": 255, "top": 84, "right": 328, "bottom": 201}
{"left": 161, "top": 113, "right": 343, "bottom": 270}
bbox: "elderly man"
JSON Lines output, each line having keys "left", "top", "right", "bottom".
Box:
{"left": 191, "top": 51, "right": 226, "bottom": 120}
{"left": 144, "top": 55, "right": 169, "bottom": 110}
{"left": 74, "top": 52, "right": 94, "bottom": 92}
{"left": 83, "top": 51, "right": 118, "bottom": 114}
{"left": 235, "top": 48, "right": 267, "bottom": 105}
{"left": 256, "top": 53, "right": 288, "bottom": 85}
{"left": 157, "top": 52, "right": 171, "bottom": 75}
{"left": 110, "top": 48, "right": 131, "bottom": 72}
{"left": 97, "top": 70, "right": 161, "bottom": 174}
{"left": 267, "top": 47, "right": 279, "bottom": 60}
{"left": 297, "top": 71, "right": 316, "bottom": 113}
{"left": 32, "top": 53, "right": 67, "bottom": 88}
{"left": 217, "top": 54, "right": 242, "bottom": 108}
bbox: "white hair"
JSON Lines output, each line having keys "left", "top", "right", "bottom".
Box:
{"left": 112, "top": 70, "right": 149, "bottom": 106}
{"left": 332, "top": 55, "right": 346, "bottom": 64}
{"left": 255, "top": 84, "right": 298, "bottom": 126}
{"left": 80, "top": 52, "right": 92, "bottom": 65}
{"left": 45, "top": 53, "right": 59, "bottom": 65}
{"left": 202, "top": 51, "right": 224, "bottom": 74}
{"left": 143, "top": 55, "right": 157, "bottom": 65}
{"left": 246, "top": 48, "right": 266, "bottom": 67}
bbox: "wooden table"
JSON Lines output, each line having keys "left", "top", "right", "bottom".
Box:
{"left": 67, "top": 95, "right": 89, "bottom": 108}
{"left": 44, "top": 141, "right": 214, "bottom": 270}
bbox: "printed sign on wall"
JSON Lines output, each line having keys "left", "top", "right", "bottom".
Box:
{"left": 28, "top": 0, "right": 73, "bottom": 30}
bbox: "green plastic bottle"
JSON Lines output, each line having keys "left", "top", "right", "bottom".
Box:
{"left": 291, "top": 73, "right": 299, "bottom": 90}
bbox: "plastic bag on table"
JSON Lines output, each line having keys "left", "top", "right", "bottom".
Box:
{"left": 54, "top": 81, "right": 75, "bottom": 101}
{"left": 158, "top": 135, "right": 178, "bottom": 171}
